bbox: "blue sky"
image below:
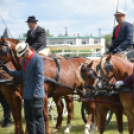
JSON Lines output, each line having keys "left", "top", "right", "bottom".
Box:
{"left": 0, "top": 0, "right": 134, "bottom": 38}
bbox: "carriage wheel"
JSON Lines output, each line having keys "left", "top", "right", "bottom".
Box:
{"left": 48, "top": 97, "right": 68, "bottom": 124}
{"left": 81, "top": 102, "right": 113, "bottom": 126}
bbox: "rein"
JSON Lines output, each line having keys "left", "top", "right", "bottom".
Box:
{"left": 80, "top": 98, "right": 121, "bottom": 105}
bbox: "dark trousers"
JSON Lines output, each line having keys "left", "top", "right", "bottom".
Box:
{"left": 24, "top": 99, "right": 45, "bottom": 134}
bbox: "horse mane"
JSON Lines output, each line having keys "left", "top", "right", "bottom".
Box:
{"left": 101, "top": 55, "right": 134, "bottom": 75}
{"left": 76, "top": 65, "right": 85, "bottom": 84}
{"left": 7, "top": 38, "right": 20, "bottom": 44}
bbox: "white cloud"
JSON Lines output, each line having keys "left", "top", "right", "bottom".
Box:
{"left": 0, "top": 0, "right": 133, "bottom": 37}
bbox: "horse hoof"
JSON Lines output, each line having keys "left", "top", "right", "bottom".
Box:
{"left": 89, "top": 129, "right": 95, "bottom": 134}
{"left": 52, "top": 129, "right": 59, "bottom": 133}
{"left": 64, "top": 123, "right": 71, "bottom": 134}
{"left": 83, "top": 124, "right": 90, "bottom": 134}
{"left": 83, "top": 131, "right": 90, "bottom": 134}
{"left": 64, "top": 128, "right": 70, "bottom": 134}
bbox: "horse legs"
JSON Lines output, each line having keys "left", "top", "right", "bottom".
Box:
{"left": 44, "top": 96, "right": 51, "bottom": 134}
{"left": 64, "top": 96, "right": 74, "bottom": 134}
{"left": 125, "top": 109, "right": 133, "bottom": 134}
{"left": 12, "top": 90, "right": 24, "bottom": 134}
{"left": 0, "top": 90, "right": 11, "bottom": 127}
{"left": 115, "top": 110, "right": 123, "bottom": 134}
{"left": 52, "top": 97, "right": 64, "bottom": 133}
{"left": 83, "top": 101, "right": 96, "bottom": 134}
{"left": 99, "top": 108, "right": 108, "bottom": 134}
{"left": 3, "top": 95, "right": 19, "bottom": 134}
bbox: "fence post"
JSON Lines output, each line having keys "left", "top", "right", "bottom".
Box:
{"left": 62, "top": 49, "right": 64, "bottom": 56}
{"left": 77, "top": 50, "right": 79, "bottom": 56}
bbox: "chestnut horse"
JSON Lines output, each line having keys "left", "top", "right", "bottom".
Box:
{"left": 0, "top": 62, "right": 24, "bottom": 134}
{"left": 0, "top": 37, "right": 97, "bottom": 134}
{"left": 95, "top": 53, "right": 134, "bottom": 134}
{"left": 79, "top": 59, "right": 123, "bottom": 134}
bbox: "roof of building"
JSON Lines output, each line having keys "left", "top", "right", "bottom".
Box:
{"left": 15, "top": 36, "right": 104, "bottom": 40}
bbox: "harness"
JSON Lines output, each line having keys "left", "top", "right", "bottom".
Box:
{"left": 96, "top": 59, "right": 115, "bottom": 90}
{"left": 81, "top": 63, "right": 96, "bottom": 90}
{"left": 0, "top": 41, "right": 14, "bottom": 65}
{"left": 48, "top": 57, "right": 82, "bottom": 97}
{"left": 48, "top": 57, "right": 61, "bottom": 97}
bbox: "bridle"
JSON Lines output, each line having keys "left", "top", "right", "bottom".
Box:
{"left": 95, "top": 59, "right": 115, "bottom": 89}
{"left": 0, "top": 41, "right": 14, "bottom": 66}
{"left": 81, "top": 63, "right": 96, "bottom": 90}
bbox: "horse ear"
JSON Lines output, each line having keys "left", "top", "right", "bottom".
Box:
{"left": 87, "top": 60, "right": 93, "bottom": 67}
{"left": 1, "top": 36, "right": 7, "bottom": 43}
{"left": 106, "top": 53, "right": 112, "bottom": 61}
{"left": 1, "top": 36, "right": 6, "bottom": 43}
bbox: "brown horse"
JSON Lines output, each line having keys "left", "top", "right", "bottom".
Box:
{"left": 79, "top": 59, "right": 123, "bottom": 134}
{"left": 0, "top": 37, "right": 97, "bottom": 134}
{"left": 95, "top": 53, "right": 134, "bottom": 134}
{"left": 0, "top": 62, "right": 24, "bottom": 134}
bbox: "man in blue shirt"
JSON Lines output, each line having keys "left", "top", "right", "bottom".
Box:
{"left": 2, "top": 42, "right": 45, "bottom": 134}
{"left": 108, "top": 9, "right": 133, "bottom": 55}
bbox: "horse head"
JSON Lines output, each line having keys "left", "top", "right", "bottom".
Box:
{"left": 94, "top": 53, "right": 115, "bottom": 90}
{"left": 0, "top": 37, "right": 22, "bottom": 70}
{"left": 79, "top": 59, "right": 98, "bottom": 96}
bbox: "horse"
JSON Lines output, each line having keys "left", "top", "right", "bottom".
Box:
{"left": 0, "top": 61, "right": 24, "bottom": 134}
{"left": 0, "top": 90, "right": 12, "bottom": 127}
{"left": 78, "top": 59, "right": 123, "bottom": 134}
{"left": 94, "top": 53, "right": 134, "bottom": 134}
{"left": 0, "top": 37, "right": 97, "bottom": 134}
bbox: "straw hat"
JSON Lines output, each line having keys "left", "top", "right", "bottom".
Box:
{"left": 114, "top": 9, "right": 126, "bottom": 16}
{"left": 16, "top": 42, "right": 28, "bottom": 57}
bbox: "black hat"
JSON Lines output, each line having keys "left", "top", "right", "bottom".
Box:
{"left": 25, "top": 16, "right": 38, "bottom": 23}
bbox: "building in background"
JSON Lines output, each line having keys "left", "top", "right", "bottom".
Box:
{"left": 15, "top": 36, "right": 105, "bottom": 57}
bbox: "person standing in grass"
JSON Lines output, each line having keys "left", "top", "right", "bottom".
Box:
{"left": 2, "top": 42, "right": 45, "bottom": 134}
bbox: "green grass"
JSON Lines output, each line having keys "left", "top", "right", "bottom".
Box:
{"left": 0, "top": 102, "right": 129, "bottom": 134}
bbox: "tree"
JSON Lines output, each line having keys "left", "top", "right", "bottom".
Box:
{"left": 23, "top": 33, "right": 27, "bottom": 37}
{"left": 46, "top": 29, "right": 50, "bottom": 37}
{"left": 3, "top": 28, "right": 9, "bottom": 38}
{"left": 104, "top": 33, "right": 112, "bottom": 50}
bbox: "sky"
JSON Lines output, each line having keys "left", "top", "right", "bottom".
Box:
{"left": 0, "top": 0, "right": 134, "bottom": 38}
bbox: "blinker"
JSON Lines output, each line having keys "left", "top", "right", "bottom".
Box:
{"left": 104, "top": 64, "right": 113, "bottom": 72}
{"left": 1, "top": 46, "right": 8, "bottom": 55}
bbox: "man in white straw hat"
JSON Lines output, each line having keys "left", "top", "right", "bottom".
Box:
{"left": 107, "top": 9, "right": 133, "bottom": 55}
{"left": 2, "top": 42, "right": 45, "bottom": 134}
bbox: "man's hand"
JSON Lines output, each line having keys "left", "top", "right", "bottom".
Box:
{"left": 2, "top": 64, "right": 11, "bottom": 74}
{"left": 33, "top": 93, "right": 39, "bottom": 100}
{"left": 115, "top": 81, "right": 124, "bottom": 89}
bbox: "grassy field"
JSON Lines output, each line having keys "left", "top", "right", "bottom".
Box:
{"left": 0, "top": 102, "right": 129, "bottom": 134}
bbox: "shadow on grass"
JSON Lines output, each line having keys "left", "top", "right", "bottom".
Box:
{"left": 104, "top": 120, "right": 128, "bottom": 131}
